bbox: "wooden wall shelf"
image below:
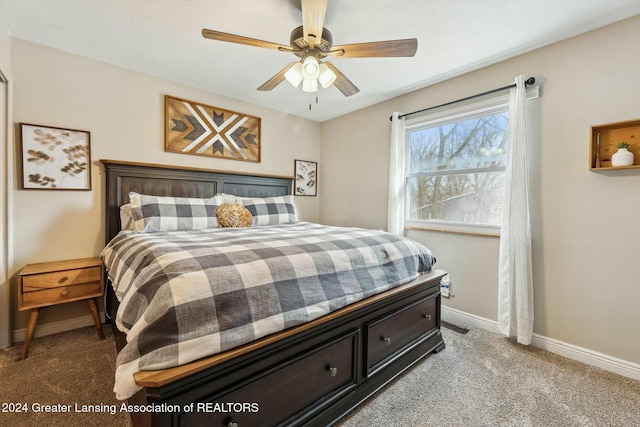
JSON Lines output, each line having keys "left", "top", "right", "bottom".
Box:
{"left": 590, "top": 119, "right": 640, "bottom": 171}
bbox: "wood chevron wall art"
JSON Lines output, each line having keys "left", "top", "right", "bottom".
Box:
{"left": 165, "top": 95, "right": 261, "bottom": 162}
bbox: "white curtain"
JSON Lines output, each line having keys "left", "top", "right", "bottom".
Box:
{"left": 497, "top": 75, "right": 534, "bottom": 345}
{"left": 388, "top": 112, "right": 406, "bottom": 235}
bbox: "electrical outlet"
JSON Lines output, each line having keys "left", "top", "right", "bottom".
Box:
{"left": 441, "top": 285, "right": 450, "bottom": 298}
{"left": 440, "top": 274, "right": 451, "bottom": 298}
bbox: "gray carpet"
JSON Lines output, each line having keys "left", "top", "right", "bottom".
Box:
{"left": 337, "top": 324, "right": 640, "bottom": 427}
{"left": 0, "top": 325, "right": 131, "bottom": 427}
{"left": 1, "top": 322, "right": 638, "bottom": 426}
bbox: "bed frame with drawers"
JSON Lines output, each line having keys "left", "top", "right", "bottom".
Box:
{"left": 101, "top": 160, "right": 445, "bottom": 427}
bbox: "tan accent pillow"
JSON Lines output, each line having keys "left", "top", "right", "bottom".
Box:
{"left": 216, "top": 203, "right": 253, "bottom": 228}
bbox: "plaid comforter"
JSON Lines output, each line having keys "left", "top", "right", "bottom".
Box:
{"left": 101, "top": 222, "right": 435, "bottom": 399}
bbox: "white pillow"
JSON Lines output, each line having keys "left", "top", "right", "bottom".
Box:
{"left": 120, "top": 204, "right": 135, "bottom": 231}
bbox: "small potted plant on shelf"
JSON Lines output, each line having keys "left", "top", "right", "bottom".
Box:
{"left": 611, "top": 141, "right": 634, "bottom": 167}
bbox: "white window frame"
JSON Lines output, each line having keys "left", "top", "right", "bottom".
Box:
{"left": 404, "top": 94, "right": 511, "bottom": 236}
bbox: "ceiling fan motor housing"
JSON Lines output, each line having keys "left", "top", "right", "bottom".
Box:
{"left": 290, "top": 25, "right": 333, "bottom": 56}
{"left": 201, "top": 0, "right": 416, "bottom": 98}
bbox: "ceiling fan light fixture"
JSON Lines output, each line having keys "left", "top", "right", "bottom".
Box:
{"left": 301, "top": 55, "right": 320, "bottom": 79}
{"left": 318, "top": 63, "right": 336, "bottom": 88}
{"left": 284, "top": 63, "right": 304, "bottom": 87}
{"left": 203, "top": 0, "right": 418, "bottom": 99}
{"left": 302, "top": 77, "right": 318, "bottom": 93}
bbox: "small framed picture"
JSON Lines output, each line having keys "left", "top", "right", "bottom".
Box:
{"left": 294, "top": 160, "right": 317, "bottom": 196}
{"left": 20, "top": 123, "right": 91, "bottom": 190}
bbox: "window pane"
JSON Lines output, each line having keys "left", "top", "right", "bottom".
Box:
{"left": 407, "top": 171, "right": 505, "bottom": 226}
{"left": 408, "top": 112, "right": 509, "bottom": 174}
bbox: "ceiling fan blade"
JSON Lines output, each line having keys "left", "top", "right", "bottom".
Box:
{"left": 257, "top": 62, "right": 298, "bottom": 91}
{"left": 301, "top": 0, "right": 328, "bottom": 47}
{"left": 202, "top": 28, "right": 293, "bottom": 52}
{"left": 328, "top": 38, "right": 418, "bottom": 58}
{"left": 324, "top": 62, "right": 360, "bottom": 97}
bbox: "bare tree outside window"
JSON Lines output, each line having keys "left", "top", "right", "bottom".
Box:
{"left": 406, "top": 107, "right": 509, "bottom": 228}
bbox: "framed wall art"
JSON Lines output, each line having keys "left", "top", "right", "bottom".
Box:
{"left": 19, "top": 123, "right": 91, "bottom": 190}
{"left": 165, "top": 95, "right": 261, "bottom": 163}
{"left": 294, "top": 160, "right": 317, "bottom": 196}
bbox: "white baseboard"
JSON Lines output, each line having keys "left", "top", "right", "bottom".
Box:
{"left": 529, "top": 334, "right": 640, "bottom": 381}
{"left": 12, "top": 307, "right": 640, "bottom": 382}
{"left": 442, "top": 306, "right": 500, "bottom": 334}
{"left": 12, "top": 312, "right": 106, "bottom": 343}
{"left": 442, "top": 306, "right": 640, "bottom": 381}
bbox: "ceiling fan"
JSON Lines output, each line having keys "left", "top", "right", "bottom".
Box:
{"left": 202, "top": 0, "right": 417, "bottom": 97}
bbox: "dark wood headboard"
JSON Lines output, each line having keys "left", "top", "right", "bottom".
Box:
{"left": 101, "top": 160, "right": 293, "bottom": 243}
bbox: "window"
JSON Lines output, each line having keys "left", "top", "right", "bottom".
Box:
{"left": 405, "top": 98, "right": 509, "bottom": 234}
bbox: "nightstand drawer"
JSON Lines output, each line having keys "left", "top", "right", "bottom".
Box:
{"left": 17, "top": 257, "right": 106, "bottom": 359}
{"left": 22, "top": 266, "right": 102, "bottom": 292}
{"left": 22, "top": 282, "right": 103, "bottom": 308}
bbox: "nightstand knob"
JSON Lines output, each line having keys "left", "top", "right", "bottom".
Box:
{"left": 228, "top": 422, "right": 239, "bottom": 427}
{"left": 328, "top": 366, "right": 338, "bottom": 377}
{"left": 423, "top": 314, "right": 431, "bottom": 321}
{"left": 61, "top": 289, "right": 69, "bottom": 296}
{"left": 58, "top": 276, "right": 69, "bottom": 284}
{"left": 382, "top": 337, "right": 391, "bottom": 345}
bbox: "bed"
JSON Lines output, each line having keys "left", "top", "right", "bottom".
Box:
{"left": 101, "top": 159, "right": 445, "bottom": 427}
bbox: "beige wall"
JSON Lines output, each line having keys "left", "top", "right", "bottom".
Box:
{"left": 320, "top": 15, "right": 640, "bottom": 365}
{"left": 9, "top": 39, "right": 321, "bottom": 333}
{"left": 4, "top": 12, "right": 640, "bottom": 370}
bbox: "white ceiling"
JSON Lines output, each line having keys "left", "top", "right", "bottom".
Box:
{"left": 1, "top": 0, "right": 639, "bottom": 122}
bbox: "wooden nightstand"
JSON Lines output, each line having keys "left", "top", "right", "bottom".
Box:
{"left": 18, "top": 257, "right": 105, "bottom": 359}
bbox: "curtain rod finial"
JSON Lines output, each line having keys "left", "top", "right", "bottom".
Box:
{"left": 525, "top": 77, "right": 535, "bottom": 86}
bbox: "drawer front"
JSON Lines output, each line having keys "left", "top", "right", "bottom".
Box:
{"left": 22, "top": 266, "right": 102, "bottom": 291}
{"left": 21, "top": 282, "right": 103, "bottom": 309}
{"left": 179, "top": 330, "right": 358, "bottom": 427}
{"left": 365, "top": 295, "right": 437, "bottom": 375}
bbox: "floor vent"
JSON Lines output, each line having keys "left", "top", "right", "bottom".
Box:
{"left": 441, "top": 320, "right": 469, "bottom": 334}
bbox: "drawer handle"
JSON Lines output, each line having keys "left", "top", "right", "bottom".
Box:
{"left": 382, "top": 337, "right": 391, "bottom": 345}
{"left": 228, "top": 422, "right": 239, "bottom": 427}
{"left": 59, "top": 276, "right": 69, "bottom": 284}
{"left": 423, "top": 314, "right": 432, "bottom": 321}
{"left": 61, "top": 289, "right": 69, "bottom": 296}
{"left": 328, "top": 366, "right": 338, "bottom": 377}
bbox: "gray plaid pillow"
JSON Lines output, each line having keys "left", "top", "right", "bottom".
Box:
{"left": 233, "top": 195, "right": 298, "bottom": 226}
{"left": 129, "top": 192, "right": 223, "bottom": 232}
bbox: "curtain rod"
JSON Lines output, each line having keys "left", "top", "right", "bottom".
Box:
{"left": 390, "top": 77, "right": 536, "bottom": 121}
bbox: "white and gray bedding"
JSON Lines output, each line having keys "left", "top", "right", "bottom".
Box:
{"left": 101, "top": 221, "right": 435, "bottom": 399}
